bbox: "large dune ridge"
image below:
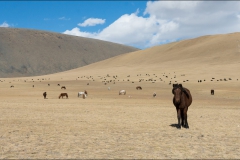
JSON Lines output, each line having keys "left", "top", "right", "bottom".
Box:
{"left": 0, "top": 27, "right": 139, "bottom": 78}
{"left": 0, "top": 32, "right": 239, "bottom": 159}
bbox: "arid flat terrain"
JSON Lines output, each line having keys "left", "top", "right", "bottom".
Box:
{"left": 0, "top": 32, "right": 240, "bottom": 159}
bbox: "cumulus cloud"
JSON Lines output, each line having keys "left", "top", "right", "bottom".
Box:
{"left": 63, "top": 1, "right": 240, "bottom": 49}
{"left": 63, "top": 27, "right": 98, "bottom": 38}
{"left": 0, "top": 22, "right": 10, "bottom": 27}
{"left": 78, "top": 18, "right": 106, "bottom": 27}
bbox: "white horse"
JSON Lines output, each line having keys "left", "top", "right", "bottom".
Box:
{"left": 119, "top": 90, "right": 126, "bottom": 95}
{"left": 78, "top": 90, "right": 88, "bottom": 99}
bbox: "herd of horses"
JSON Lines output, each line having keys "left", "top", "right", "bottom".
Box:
{"left": 9, "top": 72, "right": 222, "bottom": 130}
{"left": 46, "top": 90, "right": 88, "bottom": 99}
{"left": 43, "top": 83, "right": 192, "bottom": 129}
{"left": 5, "top": 71, "right": 234, "bottom": 131}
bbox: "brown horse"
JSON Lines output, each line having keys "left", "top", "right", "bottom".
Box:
{"left": 43, "top": 92, "right": 47, "bottom": 99}
{"left": 136, "top": 86, "right": 142, "bottom": 90}
{"left": 59, "top": 93, "right": 68, "bottom": 99}
{"left": 211, "top": 89, "right": 214, "bottom": 95}
{"left": 172, "top": 84, "right": 192, "bottom": 129}
{"left": 61, "top": 86, "right": 66, "bottom": 89}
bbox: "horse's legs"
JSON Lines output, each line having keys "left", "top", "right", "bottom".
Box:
{"left": 183, "top": 107, "right": 189, "bottom": 129}
{"left": 176, "top": 108, "right": 181, "bottom": 129}
{"left": 181, "top": 109, "right": 184, "bottom": 127}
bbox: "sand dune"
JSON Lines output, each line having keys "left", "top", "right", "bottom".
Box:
{"left": 0, "top": 32, "right": 239, "bottom": 159}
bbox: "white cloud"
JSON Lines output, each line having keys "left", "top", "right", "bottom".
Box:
{"left": 0, "top": 22, "right": 10, "bottom": 27}
{"left": 59, "top": 17, "right": 70, "bottom": 20}
{"left": 78, "top": 18, "right": 106, "bottom": 27}
{"left": 63, "top": 1, "right": 240, "bottom": 49}
{"left": 63, "top": 27, "right": 98, "bottom": 38}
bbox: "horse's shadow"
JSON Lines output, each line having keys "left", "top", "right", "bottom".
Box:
{"left": 169, "top": 123, "right": 179, "bottom": 128}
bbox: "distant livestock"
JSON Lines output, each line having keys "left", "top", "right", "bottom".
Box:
{"left": 78, "top": 90, "right": 88, "bottom": 99}
{"left": 43, "top": 92, "right": 47, "bottom": 99}
{"left": 136, "top": 86, "right": 142, "bottom": 90}
{"left": 211, "top": 89, "right": 214, "bottom": 95}
{"left": 61, "top": 86, "right": 66, "bottom": 89}
{"left": 153, "top": 92, "right": 157, "bottom": 98}
{"left": 172, "top": 84, "right": 192, "bottom": 129}
{"left": 59, "top": 93, "right": 68, "bottom": 99}
{"left": 119, "top": 90, "right": 126, "bottom": 95}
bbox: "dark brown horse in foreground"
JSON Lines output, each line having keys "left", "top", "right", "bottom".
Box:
{"left": 172, "top": 84, "right": 192, "bottom": 129}
{"left": 59, "top": 93, "right": 68, "bottom": 99}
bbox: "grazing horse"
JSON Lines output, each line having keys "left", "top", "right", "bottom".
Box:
{"left": 211, "top": 89, "right": 214, "bottom": 95}
{"left": 172, "top": 84, "right": 192, "bottom": 129}
{"left": 119, "top": 90, "right": 126, "bottom": 95}
{"left": 61, "top": 86, "right": 66, "bottom": 89}
{"left": 59, "top": 93, "right": 68, "bottom": 99}
{"left": 43, "top": 92, "right": 47, "bottom": 99}
{"left": 136, "top": 86, "right": 142, "bottom": 90}
{"left": 78, "top": 90, "right": 88, "bottom": 98}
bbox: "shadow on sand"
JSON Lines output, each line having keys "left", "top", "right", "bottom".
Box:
{"left": 169, "top": 124, "right": 179, "bottom": 129}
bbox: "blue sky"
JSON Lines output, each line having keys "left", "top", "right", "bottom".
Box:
{"left": 1, "top": 1, "right": 240, "bottom": 49}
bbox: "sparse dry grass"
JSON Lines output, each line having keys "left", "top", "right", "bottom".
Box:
{"left": 0, "top": 73, "right": 239, "bottom": 159}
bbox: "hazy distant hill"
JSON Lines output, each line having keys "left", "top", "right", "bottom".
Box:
{"left": 0, "top": 28, "right": 139, "bottom": 78}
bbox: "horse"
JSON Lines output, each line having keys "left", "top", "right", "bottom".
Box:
{"left": 119, "top": 90, "right": 126, "bottom": 95}
{"left": 153, "top": 92, "right": 156, "bottom": 97}
{"left": 136, "top": 86, "right": 142, "bottom": 90}
{"left": 43, "top": 92, "right": 47, "bottom": 99}
{"left": 78, "top": 90, "right": 88, "bottom": 99}
{"left": 61, "top": 86, "right": 66, "bottom": 89}
{"left": 172, "top": 84, "right": 192, "bottom": 129}
{"left": 59, "top": 93, "right": 68, "bottom": 99}
{"left": 211, "top": 89, "right": 214, "bottom": 95}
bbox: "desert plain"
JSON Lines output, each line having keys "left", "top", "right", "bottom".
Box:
{"left": 0, "top": 32, "right": 240, "bottom": 159}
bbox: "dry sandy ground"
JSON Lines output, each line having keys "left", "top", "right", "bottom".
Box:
{"left": 0, "top": 72, "right": 239, "bottom": 159}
